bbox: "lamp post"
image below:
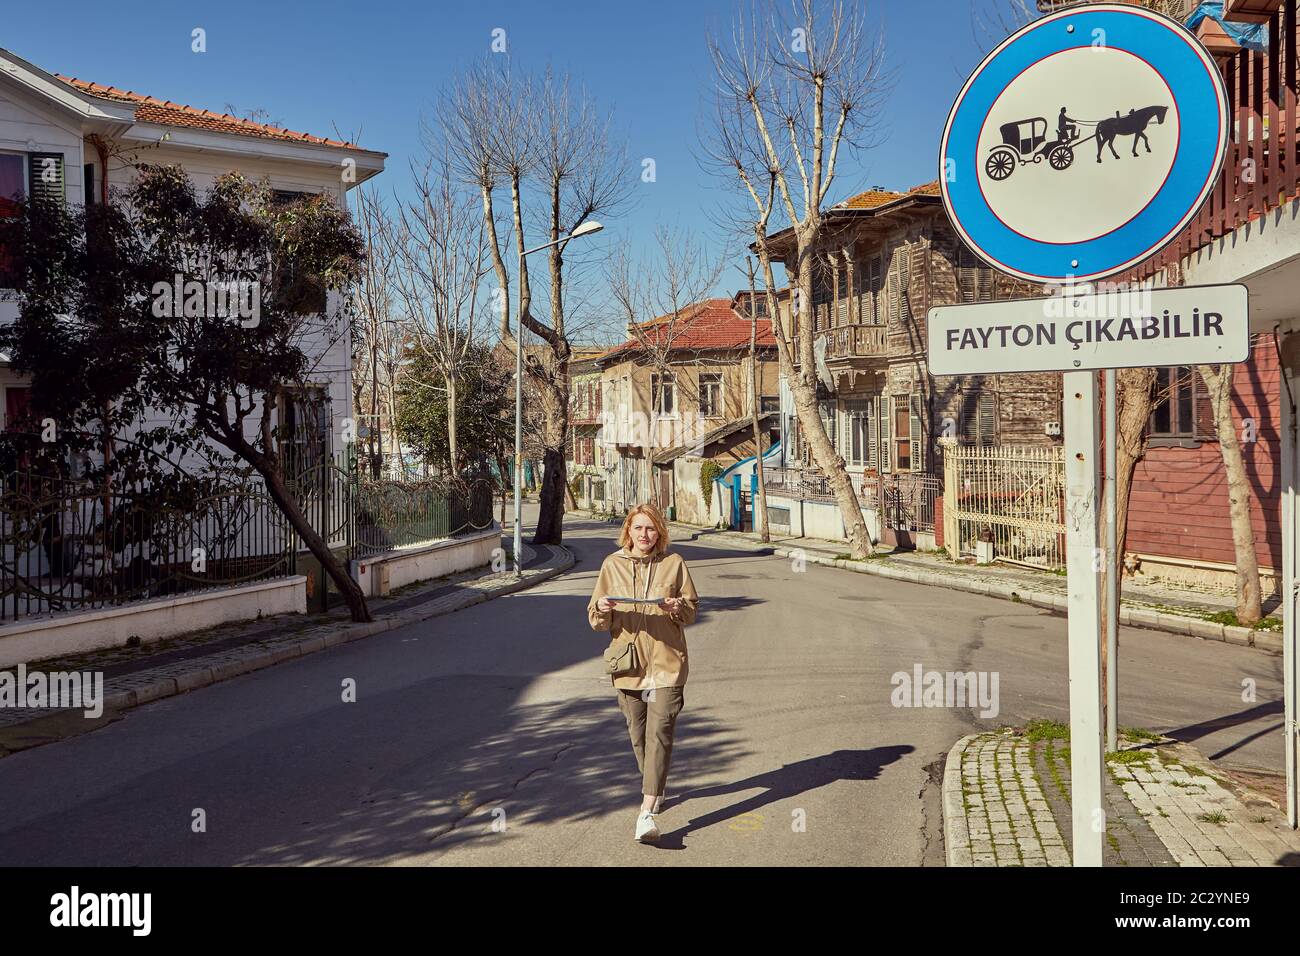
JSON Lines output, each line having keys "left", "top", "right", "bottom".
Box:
{"left": 512, "top": 220, "right": 604, "bottom": 576}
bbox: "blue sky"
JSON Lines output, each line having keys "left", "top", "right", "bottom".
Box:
{"left": 7, "top": 0, "right": 1007, "bottom": 334}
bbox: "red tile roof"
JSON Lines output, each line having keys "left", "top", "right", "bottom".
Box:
{"left": 56, "top": 75, "right": 366, "bottom": 151}
{"left": 599, "top": 298, "right": 776, "bottom": 363}
{"left": 834, "top": 180, "right": 942, "bottom": 209}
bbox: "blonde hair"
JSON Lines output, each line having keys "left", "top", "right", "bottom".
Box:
{"left": 619, "top": 504, "right": 671, "bottom": 556}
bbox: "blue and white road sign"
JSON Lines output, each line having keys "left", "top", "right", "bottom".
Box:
{"left": 939, "top": 3, "right": 1229, "bottom": 285}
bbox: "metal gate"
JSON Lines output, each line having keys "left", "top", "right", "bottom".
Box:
{"left": 946, "top": 445, "right": 1065, "bottom": 569}
{"left": 878, "top": 473, "right": 941, "bottom": 549}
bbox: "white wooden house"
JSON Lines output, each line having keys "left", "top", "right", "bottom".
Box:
{"left": 0, "top": 46, "right": 386, "bottom": 469}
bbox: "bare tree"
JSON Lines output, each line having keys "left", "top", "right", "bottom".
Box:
{"left": 705, "top": 0, "right": 886, "bottom": 559}
{"left": 440, "top": 61, "right": 630, "bottom": 544}
{"left": 608, "top": 226, "right": 726, "bottom": 506}
{"left": 351, "top": 184, "right": 408, "bottom": 479}
{"left": 745, "top": 258, "right": 771, "bottom": 541}
{"left": 386, "top": 155, "right": 490, "bottom": 478}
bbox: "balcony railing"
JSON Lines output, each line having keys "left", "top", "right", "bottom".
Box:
{"left": 1135, "top": 1, "right": 1300, "bottom": 280}
{"left": 823, "top": 323, "right": 889, "bottom": 361}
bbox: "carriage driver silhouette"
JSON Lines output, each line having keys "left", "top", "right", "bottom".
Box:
{"left": 1057, "top": 107, "right": 1078, "bottom": 144}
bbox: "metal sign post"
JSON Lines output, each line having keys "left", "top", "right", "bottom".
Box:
{"left": 1063, "top": 369, "right": 1105, "bottom": 866}
{"left": 1104, "top": 367, "right": 1118, "bottom": 755}
{"left": 938, "top": 3, "right": 1233, "bottom": 865}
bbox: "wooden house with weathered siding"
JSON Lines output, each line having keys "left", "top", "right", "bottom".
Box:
{"left": 764, "top": 182, "right": 1063, "bottom": 545}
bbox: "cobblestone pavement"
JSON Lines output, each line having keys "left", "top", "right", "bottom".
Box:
{"left": 1111, "top": 740, "right": 1300, "bottom": 867}
{"left": 945, "top": 727, "right": 1300, "bottom": 867}
{"left": 0, "top": 539, "right": 572, "bottom": 742}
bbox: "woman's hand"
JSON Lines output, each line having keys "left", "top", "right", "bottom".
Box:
{"left": 660, "top": 596, "right": 683, "bottom": 616}
{"left": 597, "top": 597, "right": 615, "bottom": 613}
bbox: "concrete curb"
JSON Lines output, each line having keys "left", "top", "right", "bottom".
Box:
{"left": 943, "top": 734, "right": 980, "bottom": 868}
{"left": 657, "top": 520, "right": 1283, "bottom": 656}
{"left": 95, "top": 545, "right": 576, "bottom": 718}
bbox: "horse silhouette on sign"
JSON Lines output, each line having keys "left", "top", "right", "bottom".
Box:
{"left": 1095, "top": 105, "right": 1168, "bottom": 163}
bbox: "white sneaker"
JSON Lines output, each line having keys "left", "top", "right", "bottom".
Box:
{"left": 634, "top": 811, "right": 660, "bottom": 843}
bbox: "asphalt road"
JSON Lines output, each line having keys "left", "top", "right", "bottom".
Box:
{"left": 0, "top": 507, "right": 1287, "bottom": 866}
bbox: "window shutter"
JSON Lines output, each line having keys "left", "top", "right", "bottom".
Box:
{"left": 870, "top": 257, "right": 882, "bottom": 324}
{"left": 867, "top": 397, "right": 876, "bottom": 468}
{"left": 820, "top": 401, "right": 836, "bottom": 447}
{"left": 1193, "top": 368, "right": 1218, "bottom": 441}
{"left": 887, "top": 262, "right": 900, "bottom": 325}
{"left": 28, "top": 154, "right": 65, "bottom": 204}
{"left": 879, "top": 397, "right": 891, "bottom": 472}
{"left": 898, "top": 253, "right": 911, "bottom": 323}
{"left": 978, "top": 391, "right": 998, "bottom": 445}
{"left": 960, "top": 391, "right": 978, "bottom": 443}
{"left": 910, "top": 393, "right": 924, "bottom": 472}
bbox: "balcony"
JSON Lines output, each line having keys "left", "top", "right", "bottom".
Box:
{"left": 791, "top": 323, "right": 889, "bottom": 370}
{"left": 1133, "top": 0, "right": 1300, "bottom": 283}
{"left": 823, "top": 324, "right": 888, "bottom": 362}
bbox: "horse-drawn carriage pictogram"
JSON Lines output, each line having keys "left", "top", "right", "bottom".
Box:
{"left": 985, "top": 117, "right": 1080, "bottom": 180}
{"left": 983, "top": 105, "right": 1169, "bottom": 182}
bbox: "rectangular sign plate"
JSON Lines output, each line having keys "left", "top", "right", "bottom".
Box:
{"left": 927, "top": 283, "right": 1249, "bottom": 375}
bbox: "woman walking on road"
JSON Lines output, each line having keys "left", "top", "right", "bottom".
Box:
{"left": 587, "top": 503, "right": 699, "bottom": 844}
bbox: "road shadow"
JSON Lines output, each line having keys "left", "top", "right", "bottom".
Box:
{"left": 232, "top": 681, "right": 752, "bottom": 865}
{"left": 654, "top": 745, "right": 914, "bottom": 849}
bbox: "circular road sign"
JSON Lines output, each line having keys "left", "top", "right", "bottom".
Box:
{"left": 939, "top": 3, "right": 1229, "bottom": 285}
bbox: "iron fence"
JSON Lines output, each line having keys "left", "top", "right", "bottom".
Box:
{"left": 0, "top": 472, "right": 295, "bottom": 622}
{"left": 946, "top": 444, "right": 1066, "bottom": 569}
{"left": 353, "top": 477, "right": 495, "bottom": 560}
{"left": 0, "top": 454, "right": 500, "bottom": 624}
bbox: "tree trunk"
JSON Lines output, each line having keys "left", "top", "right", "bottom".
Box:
{"left": 534, "top": 444, "right": 567, "bottom": 544}
{"left": 261, "top": 461, "right": 372, "bottom": 623}
{"left": 1198, "top": 363, "right": 1263, "bottom": 625}
{"left": 748, "top": 265, "right": 769, "bottom": 542}
{"left": 217, "top": 426, "right": 372, "bottom": 623}
{"left": 1113, "top": 366, "right": 1157, "bottom": 587}
{"left": 447, "top": 368, "right": 459, "bottom": 477}
{"left": 787, "top": 233, "right": 871, "bottom": 559}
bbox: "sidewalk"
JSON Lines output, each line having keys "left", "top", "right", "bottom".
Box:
{"left": 944, "top": 724, "right": 1300, "bottom": 867}
{"left": 0, "top": 537, "right": 573, "bottom": 755}
{"left": 631, "top": 514, "right": 1283, "bottom": 655}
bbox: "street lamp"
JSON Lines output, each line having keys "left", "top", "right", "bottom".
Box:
{"left": 512, "top": 221, "right": 604, "bottom": 577}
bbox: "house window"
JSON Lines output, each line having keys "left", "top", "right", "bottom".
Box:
{"left": 280, "top": 387, "right": 331, "bottom": 480}
{"left": 0, "top": 154, "right": 25, "bottom": 286}
{"left": 843, "top": 399, "right": 874, "bottom": 468}
{"left": 0, "top": 154, "right": 25, "bottom": 217}
{"left": 893, "top": 395, "right": 912, "bottom": 472}
{"left": 857, "top": 255, "right": 882, "bottom": 324}
{"left": 4, "top": 386, "right": 32, "bottom": 432}
{"left": 652, "top": 374, "right": 675, "bottom": 416}
{"left": 700, "top": 373, "right": 722, "bottom": 418}
{"left": 957, "top": 246, "right": 995, "bottom": 303}
{"left": 1150, "top": 366, "right": 1214, "bottom": 440}
{"left": 961, "top": 390, "right": 998, "bottom": 446}
{"left": 760, "top": 395, "right": 780, "bottom": 414}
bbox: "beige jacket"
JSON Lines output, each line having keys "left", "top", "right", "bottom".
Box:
{"left": 587, "top": 548, "right": 699, "bottom": 690}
